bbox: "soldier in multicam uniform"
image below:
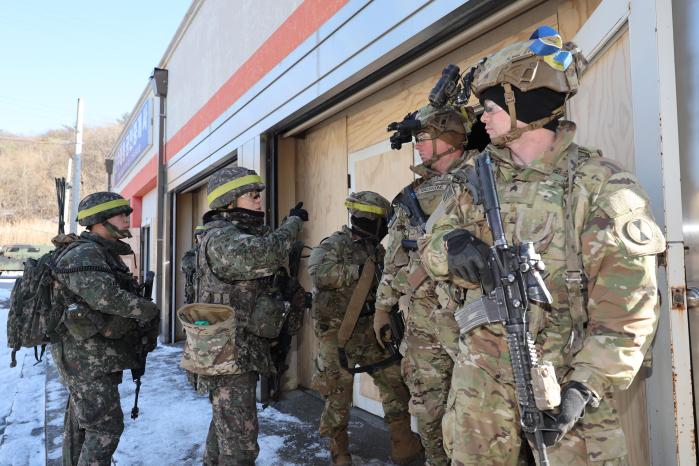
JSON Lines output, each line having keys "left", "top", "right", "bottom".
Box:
{"left": 309, "top": 192, "right": 423, "bottom": 465}
{"left": 51, "top": 192, "right": 160, "bottom": 466}
{"left": 183, "top": 166, "right": 307, "bottom": 465}
{"left": 419, "top": 27, "right": 665, "bottom": 465}
{"left": 373, "top": 105, "right": 476, "bottom": 466}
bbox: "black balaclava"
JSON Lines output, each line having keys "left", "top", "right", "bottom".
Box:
{"left": 351, "top": 216, "right": 388, "bottom": 242}
{"left": 480, "top": 84, "right": 566, "bottom": 132}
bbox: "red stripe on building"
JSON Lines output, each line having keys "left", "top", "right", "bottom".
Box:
{"left": 121, "top": 0, "right": 348, "bottom": 227}
{"left": 165, "top": 0, "right": 347, "bottom": 160}
{"left": 118, "top": 0, "right": 347, "bottom": 227}
{"left": 121, "top": 154, "right": 157, "bottom": 226}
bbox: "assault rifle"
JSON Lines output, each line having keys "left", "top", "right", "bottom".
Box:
{"left": 131, "top": 270, "right": 155, "bottom": 420}
{"left": 454, "top": 152, "right": 554, "bottom": 464}
{"left": 396, "top": 185, "right": 427, "bottom": 253}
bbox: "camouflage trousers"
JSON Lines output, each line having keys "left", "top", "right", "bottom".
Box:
{"left": 312, "top": 316, "right": 412, "bottom": 437}
{"left": 203, "top": 372, "right": 260, "bottom": 466}
{"left": 62, "top": 372, "right": 124, "bottom": 466}
{"left": 444, "top": 354, "right": 629, "bottom": 465}
{"left": 401, "top": 295, "right": 459, "bottom": 466}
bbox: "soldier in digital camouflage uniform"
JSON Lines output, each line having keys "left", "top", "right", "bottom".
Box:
{"left": 51, "top": 192, "right": 160, "bottom": 466}
{"left": 309, "top": 192, "right": 423, "bottom": 465}
{"left": 181, "top": 213, "right": 215, "bottom": 304}
{"left": 182, "top": 166, "right": 307, "bottom": 465}
{"left": 373, "top": 104, "right": 476, "bottom": 466}
{"left": 418, "top": 26, "right": 665, "bottom": 465}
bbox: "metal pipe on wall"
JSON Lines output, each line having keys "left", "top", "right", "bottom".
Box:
{"left": 151, "top": 68, "right": 169, "bottom": 341}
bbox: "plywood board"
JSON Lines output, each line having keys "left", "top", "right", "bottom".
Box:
{"left": 569, "top": 29, "right": 647, "bottom": 465}
{"left": 346, "top": 2, "right": 559, "bottom": 153}
{"left": 294, "top": 116, "right": 349, "bottom": 387}
{"left": 557, "top": 0, "right": 604, "bottom": 42}
{"left": 277, "top": 136, "right": 298, "bottom": 224}
{"left": 568, "top": 30, "right": 634, "bottom": 171}
{"left": 352, "top": 145, "right": 415, "bottom": 199}
{"left": 614, "top": 373, "right": 650, "bottom": 466}
{"left": 174, "top": 192, "right": 193, "bottom": 341}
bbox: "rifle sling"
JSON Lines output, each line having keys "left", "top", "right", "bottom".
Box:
{"left": 338, "top": 347, "right": 400, "bottom": 374}
{"left": 337, "top": 257, "right": 375, "bottom": 347}
{"left": 563, "top": 145, "right": 588, "bottom": 355}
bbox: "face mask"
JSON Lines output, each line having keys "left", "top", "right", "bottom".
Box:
{"left": 350, "top": 216, "right": 388, "bottom": 241}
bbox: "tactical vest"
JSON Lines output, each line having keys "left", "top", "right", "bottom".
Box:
{"left": 193, "top": 219, "right": 287, "bottom": 375}
{"left": 387, "top": 163, "right": 469, "bottom": 300}
{"left": 195, "top": 221, "right": 269, "bottom": 332}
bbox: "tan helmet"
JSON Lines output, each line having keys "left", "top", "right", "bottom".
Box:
{"left": 414, "top": 104, "right": 476, "bottom": 164}
{"left": 470, "top": 25, "right": 585, "bottom": 145}
{"left": 207, "top": 166, "right": 265, "bottom": 210}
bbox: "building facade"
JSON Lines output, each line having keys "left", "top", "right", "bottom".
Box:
{"left": 109, "top": 1, "right": 698, "bottom": 464}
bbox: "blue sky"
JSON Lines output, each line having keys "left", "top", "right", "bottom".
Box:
{"left": 0, "top": 1, "right": 191, "bottom": 135}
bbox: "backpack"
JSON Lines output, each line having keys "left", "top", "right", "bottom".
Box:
{"left": 6, "top": 234, "right": 79, "bottom": 367}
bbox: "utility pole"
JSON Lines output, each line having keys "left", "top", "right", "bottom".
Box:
{"left": 65, "top": 158, "right": 73, "bottom": 227}
{"left": 69, "top": 98, "right": 84, "bottom": 233}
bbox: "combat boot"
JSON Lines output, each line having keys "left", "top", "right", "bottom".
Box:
{"left": 330, "top": 430, "right": 352, "bottom": 465}
{"left": 388, "top": 418, "right": 424, "bottom": 465}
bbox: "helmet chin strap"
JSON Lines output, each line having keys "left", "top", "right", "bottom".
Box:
{"left": 103, "top": 221, "right": 132, "bottom": 240}
{"left": 423, "top": 140, "right": 460, "bottom": 167}
{"left": 490, "top": 82, "right": 566, "bottom": 147}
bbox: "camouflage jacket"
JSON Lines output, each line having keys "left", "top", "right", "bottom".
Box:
{"left": 419, "top": 122, "right": 665, "bottom": 399}
{"left": 309, "top": 226, "right": 384, "bottom": 329}
{"left": 193, "top": 209, "right": 302, "bottom": 377}
{"left": 375, "top": 152, "right": 474, "bottom": 312}
{"left": 51, "top": 231, "right": 158, "bottom": 381}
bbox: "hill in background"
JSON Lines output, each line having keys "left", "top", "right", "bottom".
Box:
{"left": 0, "top": 122, "right": 123, "bottom": 244}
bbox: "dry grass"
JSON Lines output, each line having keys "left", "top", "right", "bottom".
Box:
{"left": 0, "top": 219, "right": 59, "bottom": 245}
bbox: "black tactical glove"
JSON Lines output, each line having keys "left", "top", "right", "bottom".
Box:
{"left": 289, "top": 201, "right": 309, "bottom": 221}
{"left": 540, "top": 382, "right": 595, "bottom": 447}
{"left": 444, "top": 229, "right": 495, "bottom": 293}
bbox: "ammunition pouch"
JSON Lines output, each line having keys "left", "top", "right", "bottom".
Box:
{"left": 100, "top": 315, "right": 138, "bottom": 339}
{"left": 62, "top": 302, "right": 105, "bottom": 341}
{"left": 246, "top": 294, "right": 290, "bottom": 339}
{"left": 178, "top": 303, "right": 238, "bottom": 375}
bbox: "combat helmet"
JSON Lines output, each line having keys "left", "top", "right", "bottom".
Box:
{"left": 76, "top": 192, "right": 133, "bottom": 239}
{"left": 207, "top": 166, "right": 266, "bottom": 210}
{"left": 470, "top": 25, "right": 585, "bottom": 145}
{"left": 345, "top": 191, "right": 392, "bottom": 240}
{"left": 77, "top": 192, "right": 133, "bottom": 227}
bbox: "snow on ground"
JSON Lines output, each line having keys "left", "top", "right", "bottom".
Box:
{"left": 0, "top": 278, "right": 397, "bottom": 465}
{"left": 0, "top": 280, "right": 46, "bottom": 466}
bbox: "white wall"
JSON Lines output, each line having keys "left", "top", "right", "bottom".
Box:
{"left": 166, "top": 0, "right": 303, "bottom": 137}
